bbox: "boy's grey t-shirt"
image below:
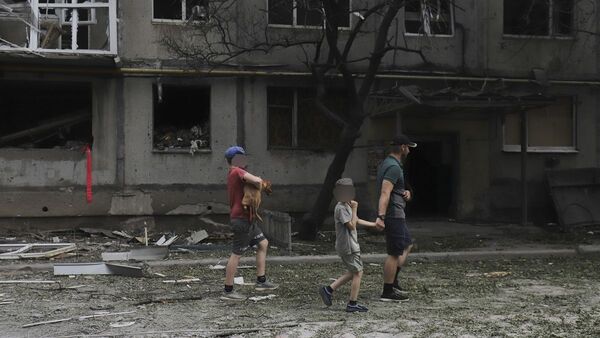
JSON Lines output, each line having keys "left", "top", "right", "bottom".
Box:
{"left": 335, "top": 202, "right": 360, "bottom": 255}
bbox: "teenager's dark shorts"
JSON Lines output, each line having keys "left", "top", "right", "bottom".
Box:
{"left": 384, "top": 218, "right": 413, "bottom": 256}
{"left": 231, "top": 218, "right": 266, "bottom": 255}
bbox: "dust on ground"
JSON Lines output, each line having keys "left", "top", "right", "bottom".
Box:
{"left": 1, "top": 255, "right": 599, "bottom": 337}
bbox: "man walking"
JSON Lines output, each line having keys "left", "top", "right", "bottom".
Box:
{"left": 375, "top": 135, "right": 417, "bottom": 302}
{"left": 221, "top": 146, "right": 278, "bottom": 301}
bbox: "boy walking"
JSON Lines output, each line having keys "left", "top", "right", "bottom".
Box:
{"left": 319, "top": 178, "right": 376, "bottom": 313}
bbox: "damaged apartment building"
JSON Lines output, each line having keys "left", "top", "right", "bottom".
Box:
{"left": 0, "top": 0, "right": 599, "bottom": 230}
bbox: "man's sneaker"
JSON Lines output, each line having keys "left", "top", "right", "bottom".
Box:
{"left": 220, "top": 290, "right": 246, "bottom": 302}
{"left": 393, "top": 284, "right": 409, "bottom": 295}
{"left": 346, "top": 303, "right": 369, "bottom": 313}
{"left": 380, "top": 291, "right": 409, "bottom": 302}
{"left": 319, "top": 286, "right": 333, "bottom": 306}
{"left": 255, "top": 280, "right": 279, "bottom": 291}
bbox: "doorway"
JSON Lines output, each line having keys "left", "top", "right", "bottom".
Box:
{"left": 404, "top": 134, "right": 458, "bottom": 218}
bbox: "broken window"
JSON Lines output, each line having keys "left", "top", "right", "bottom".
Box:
{"left": 268, "top": 0, "right": 350, "bottom": 28}
{"left": 405, "top": 0, "right": 454, "bottom": 36}
{"left": 152, "top": 84, "right": 211, "bottom": 152}
{"left": 267, "top": 87, "right": 343, "bottom": 150}
{"left": 0, "top": 0, "right": 117, "bottom": 53}
{"left": 503, "top": 0, "right": 573, "bottom": 37}
{"left": 503, "top": 97, "right": 575, "bottom": 152}
{"left": 152, "top": 0, "right": 209, "bottom": 22}
{"left": 0, "top": 81, "right": 93, "bottom": 149}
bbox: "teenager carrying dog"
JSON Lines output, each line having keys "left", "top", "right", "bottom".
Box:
{"left": 221, "top": 146, "right": 278, "bottom": 301}
{"left": 319, "top": 178, "right": 377, "bottom": 312}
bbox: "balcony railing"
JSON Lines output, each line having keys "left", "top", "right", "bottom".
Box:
{"left": 0, "top": 0, "right": 117, "bottom": 56}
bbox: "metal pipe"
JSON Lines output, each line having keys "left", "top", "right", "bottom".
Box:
{"left": 2, "top": 65, "right": 600, "bottom": 86}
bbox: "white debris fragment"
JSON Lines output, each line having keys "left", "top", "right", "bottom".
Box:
{"left": 248, "top": 294, "right": 277, "bottom": 302}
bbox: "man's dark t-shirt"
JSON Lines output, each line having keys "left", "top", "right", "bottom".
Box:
{"left": 376, "top": 156, "right": 407, "bottom": 219}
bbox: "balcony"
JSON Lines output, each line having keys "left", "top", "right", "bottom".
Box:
{"left": 0, "top": 0, "right": 117, "bottom": 56}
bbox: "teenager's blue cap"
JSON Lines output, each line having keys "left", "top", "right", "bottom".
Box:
{"left": 224, "top": 146, "right": 246, "bottom": 159}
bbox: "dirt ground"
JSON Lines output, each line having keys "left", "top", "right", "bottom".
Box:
{"left": 1, "top": 255, "right": 599, "bottom": 337}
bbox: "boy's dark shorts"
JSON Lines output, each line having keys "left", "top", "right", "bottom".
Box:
{"left": 231, "top": 218, "right": 267, "bottom": 255}
{"left": 384, "top": 217, "right": 413, "bottom": 256}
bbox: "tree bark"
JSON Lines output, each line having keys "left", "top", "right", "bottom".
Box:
{"left": 300, "top": 121, "right": 363, "bottom": 240}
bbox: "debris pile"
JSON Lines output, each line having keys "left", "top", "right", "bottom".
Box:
{"left": 153, "top": 124, "right": 210, "bottom": 153}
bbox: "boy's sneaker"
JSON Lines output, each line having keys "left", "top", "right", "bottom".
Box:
{"left": 380, "top": 291, "right": 409, "bottom": 302}
{"left": 346, "top": 303, "right": 369, "bottom": 313}
{"left": 319, "top": 286, "right": 333, "bottom": 306}
{"left": 255, "top": 280, "right": 279, "bottom": 291}
{"left": 220, "top": 290, "right": 246, "bottom": 302}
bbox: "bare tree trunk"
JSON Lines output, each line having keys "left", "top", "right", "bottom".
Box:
{"left": 300, "top": 122, "right": 362, "bottom": 240}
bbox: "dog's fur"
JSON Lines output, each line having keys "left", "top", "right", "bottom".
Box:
{"left": 242, "top": 180, "right": 273, "bottom": 222}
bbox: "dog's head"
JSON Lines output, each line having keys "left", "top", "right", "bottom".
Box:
{"left": 261, "top": 180, "right": 273, "bottom": 195}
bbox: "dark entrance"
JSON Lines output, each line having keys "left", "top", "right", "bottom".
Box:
{"left": 404, "top": 134, "right": 458, "bottom": 218}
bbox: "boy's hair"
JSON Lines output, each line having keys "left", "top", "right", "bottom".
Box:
{"left": 335, "top": 178, "right": 354, "bottom": 187}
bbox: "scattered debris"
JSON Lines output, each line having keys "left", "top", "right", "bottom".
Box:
{"left": 134, "top": 295, "right": 203, "bottom": 306}
{"left": 234, "top": 276, "right": 244, "bottom": 285}
{"left": 209, "top": 264, "right": 226, "bottom": 270}
{"left": 162, "top": 278, "right": 200, "bottom": 284}
{"left": 22, "top": 317, "right": 72, "bottom": 328}
{"left": 54, "top": 262, "right": 143, "bottom": 277}
{"left": 102, "top": 247, "right": 169, "bottom": 261}
{"left": 187, "top": 230, "right": 208, "bottom": 244}
{"left": 0, "top": 243, "right": 76, "bottom": 260}
{"left": 0, "top": 301, "right": 15, "bottom": 305}
{"left": 157, "top": 235, "right": 179, "bottom": 247}
{"left": 153, "top": 272, "right": 166, "bottom": 278}
{"left": 110, "top": 321, "right": 136, "bottom": 328}
{"left": 0, "top": 280, "right": 57, "bottom": 284}
{"left": 112, "top": 231, "right": 134, "bottom": 239}
{"left": 248, "top": 294, "right": 277, "bottom": 302}
{"left": 80, "top": 228, "right": 116, "bottom": 239}
{"left": 483, "top": 271, "right": 512, "bottom": 278}
{"left": 23, "top": 310, "right": 138, "bottom": 328}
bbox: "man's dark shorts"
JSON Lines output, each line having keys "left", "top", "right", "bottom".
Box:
{"left": 384, "top": 217, "right": 413, "bottom": 256}
{"left": 231, "top": 218, "right": 267, "bottom": 255}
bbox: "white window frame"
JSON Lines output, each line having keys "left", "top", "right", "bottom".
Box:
{"left": 404, "top": 0, "right": 455, "bottom": 37}
{"left": 266, "top": 0, "right": 352, "bottom": 30}
{"left": 502, "top": 98, "right": 578, "bottom": 153}
{"left": 502, "top": 0, "right": 575, "bottom": 39}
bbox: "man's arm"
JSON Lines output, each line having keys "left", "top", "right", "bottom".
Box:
{"left": 242, "top": 172, "right": 263, "bottom": 188}
{"left": 376, "top": 180, "right": 394, "bottom": 229}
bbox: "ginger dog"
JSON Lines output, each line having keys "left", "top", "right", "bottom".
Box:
{"left": 242, "top": 180, "right": 273, "bottom": 222}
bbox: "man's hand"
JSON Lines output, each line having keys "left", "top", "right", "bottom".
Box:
{"left": 350, "top": 200, "right": 358, "bottom": 209}
{"left": 402, "top": 190, "right": 412, "bottom": 202}
{"left": 375, "top": 217, "right": 385, "bottom": 231}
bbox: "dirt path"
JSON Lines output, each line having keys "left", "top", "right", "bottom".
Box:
{"left": 1, "top": 255, "right": 599, "bottom": 337}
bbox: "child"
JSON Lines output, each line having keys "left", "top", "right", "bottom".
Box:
{"left": 319, "top": 178, "right": 377, "bottom": 313}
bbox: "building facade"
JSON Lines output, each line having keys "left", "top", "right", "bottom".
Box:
{"left": 0, "top": 0, "right": 599, "bottom": 229}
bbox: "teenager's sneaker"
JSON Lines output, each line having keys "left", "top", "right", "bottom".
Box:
{"left": 346, "top": 303, "right": 369, "bottom": 313}
{"left": 380, "top": 291, "right": 409, "bottom": 302}
{"left": 319, "top": 286, "right": 333, "bottom": 306}
{"left": 220, "top": 290, "right": 246, "bottom": 302}
{"left": 255, "top": 280, "right": 279, "bottom": 291}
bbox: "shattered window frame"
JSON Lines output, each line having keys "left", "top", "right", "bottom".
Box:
{"left": 152, "top": 0, "right": 209, "bottom": 24}
{"left": 152, "top": 84, "right": 212, "bottom": 153}
{"left": 404, "top": 0, "right": 455, "bottom": 37}
{"left": 267, "top": 0, "right": 351, "bottom": 29}
{"left": 0, "top": 80, "right": 94, "bottom": 151}
{"left": 502, "top": 96, "right": 578, "bottom": 153}
{"left": 503, "top": 0, "right": 575, "bottom": 38}
{"left": 266, "top": 86, "right": 343, "bottom": 151}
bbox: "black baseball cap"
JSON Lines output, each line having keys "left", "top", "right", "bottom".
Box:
{"left": 391, "top": 134, "right": 417, "bottom": 148}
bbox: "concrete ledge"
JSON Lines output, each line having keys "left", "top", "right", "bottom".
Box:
{"left": 0, "top": 248, "right": 582, "bottom": 273}
{"left": 576, "top": 245, "right": 600, "bottom": 255}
